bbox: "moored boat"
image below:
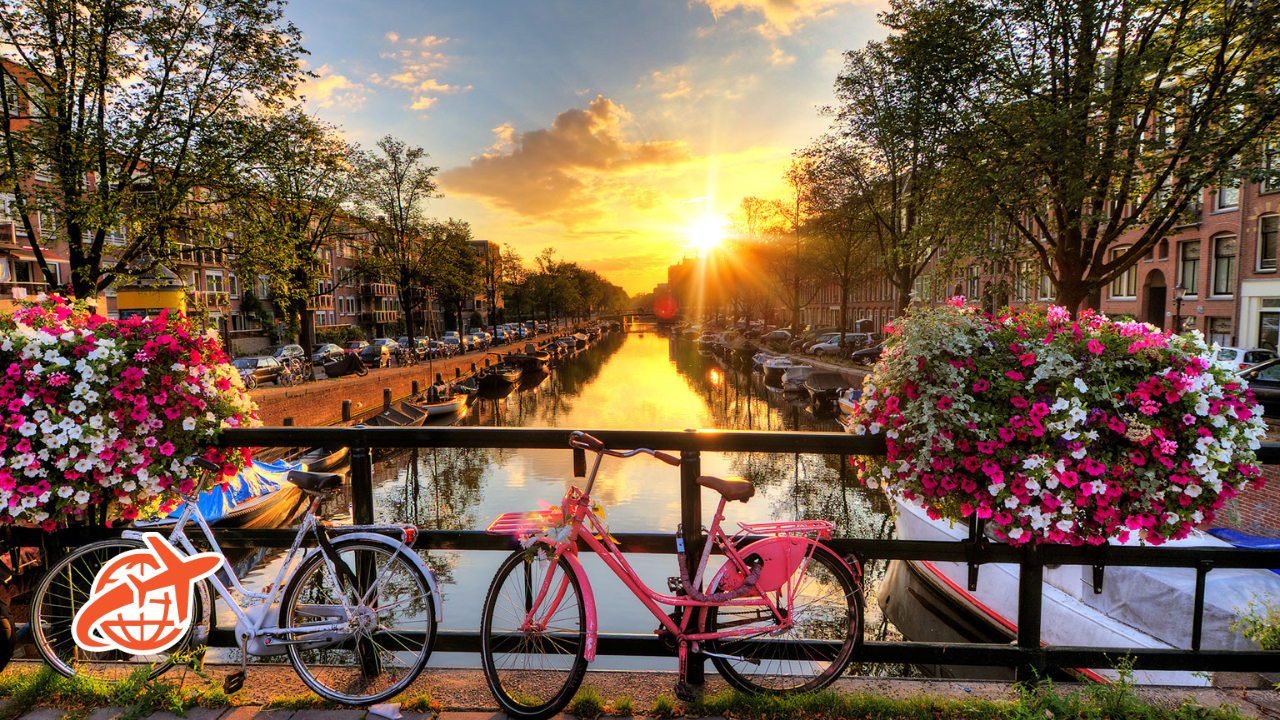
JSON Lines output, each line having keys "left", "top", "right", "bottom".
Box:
{"left": 803, "top": 370, "right": 852, "bottom": 410}
{"left": 880, "top": 495, "right": 1280, "bottom": 685}
{"left": 762, "top": 356, "right": 795, "bottom": 384}
{"left": 781, "top": 364, "right": 814, "bottom": 392}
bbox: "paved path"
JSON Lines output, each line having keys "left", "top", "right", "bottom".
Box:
{"left": 3, "top": 663, "right": 1280, "bottom": 720}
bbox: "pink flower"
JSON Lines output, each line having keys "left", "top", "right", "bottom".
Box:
{"left": 1005, "top": 371, "right": 1024, "bottom": 381}
{"left": 159, "top": 442, "right": 175, "bottom": 456}
{"left": 937, "top": 396, "right": 953, "bottom": 410}
{"left": 1087, "top": 339, "right": 1105, "bottom": 354}
{"left": 972, "top": 379, "right": 989, "bottom": 392}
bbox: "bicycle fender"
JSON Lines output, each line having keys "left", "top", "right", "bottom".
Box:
{"left": 708, "top": 537, "right": 847, "bottom": 595}
{"left": 320, "top": 532, "right": 444, "bottom": 622}
{"left": 561, "top": 551, "right": 599, "bottom": 662}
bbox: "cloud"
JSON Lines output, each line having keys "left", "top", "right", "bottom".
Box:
{"left": 440, "top": 96, "right": 694, "bottom": 226}
{"left": 641, "top": 63, "right": 757, "bottom": 103}
{"left": 299, "top": 64, "right": 366, "bottom": 109}
{"left": 769, "top": 46, "right": 796, "bottom": 65}
{"left": 694, "top": 0, "right": 862, "bottom": 36}
{"left": 374, "top": 33, "right": 469, "bottom": 113}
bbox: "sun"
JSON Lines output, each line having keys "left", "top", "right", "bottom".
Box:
{"left": 687, "top": 217, "right": 725, "bottom": 253}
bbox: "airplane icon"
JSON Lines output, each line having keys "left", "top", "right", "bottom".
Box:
{"left": 127, "top": 534, "right": 224, "bottom": 627}
{"left": 72, "top": 533, "right": 225, "bottom": 654}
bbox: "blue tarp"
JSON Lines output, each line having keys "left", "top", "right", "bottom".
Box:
{"left": 1207, "top": 527, "right": 1280, "bottom": 550}
{"left": 166, "top": 459, "right": 297, "bottom": 525}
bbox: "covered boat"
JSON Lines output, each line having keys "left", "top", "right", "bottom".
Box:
{"left": 781, "top": 364, "right": 814, "bottom": 392}
{"left": 762, "top": 356, "right": 795, "bottom": 384}
{"left": 880, "top": 496, "right": 1280, "bottom": 685}
{"left": 367, "top": 401, "right": 431, "bottom": 427}
{"left": 156, "top": 453, "right": 347, "bottom": 529}
{"left": 506, "top": 343, "right": 551, "bottom": 372}
{"left": 476, "top": 362, "right": 523, "bottom": 388}
{"left": 803, "top": 370, "right": 852, "bottom": 409}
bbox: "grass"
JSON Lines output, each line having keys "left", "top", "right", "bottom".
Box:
{"left": 0, "top": 661, "right": 1259, "bottom": 720}
{"left": 0, "top": 663, "right": 233, "bottom": 720}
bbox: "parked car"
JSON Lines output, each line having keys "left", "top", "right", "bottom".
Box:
{"left": 311, "top": 343, "right": 344, "bottom": 365}
{"left": 360, "top": 338, "right": 398, "bottom": 368}
{"left": 231, "top": 356, "right": 285, "bottom": 389}
{"left": 265, "top": 344, "right": 305, "bottom": 362}
{"left": 791, "top": 328, "right": 839, "bottom": 352}
{"left": 851, "top": 343, "right": 885, "bottom": 366}
{"left": 803, "top": 333, "right": 841, "bottom": 353}
{"left": 762, "top": 329, "right": 791, "bottom": 342}
{"left": 344, "top": 340, "right": 369, "bottom": 355}
{"left": 1211, "top": 346, "right": 1277, "bottom": 374}
{"left": 493, "top": 328, "right": 510, "bottom": 344}
{"left": 1237, "top": 358, "right": 1280, "bottom": 417}
{"left": 441, "top": 336, "right": 463, "bottom": 355}
{"left": 809, "top": 336, "right": 851, "bottom": 357}
{"left": 537, "top": 323, "right": 549, "bottom": 333}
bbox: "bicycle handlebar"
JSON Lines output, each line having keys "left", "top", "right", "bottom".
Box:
{"left": 568, "top": 431, "right": 682, "bottom": 467}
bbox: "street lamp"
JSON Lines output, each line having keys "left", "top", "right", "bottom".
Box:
{"left": 1172, "top": 282, "right": 1186, "bottom": 335}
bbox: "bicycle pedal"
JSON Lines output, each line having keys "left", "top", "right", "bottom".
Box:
{"left": 667, "top": 576, "right": 683, "bottom": 593}
{"left": 222, "top": 670, "right": 245, "bottom": 694}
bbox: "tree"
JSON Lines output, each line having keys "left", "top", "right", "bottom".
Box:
{"left": 893, "top": 0, "right": 1280, "bottom": 313}
{"left": 828, "top": 28, "right": 962, "bottom": 316}
{"left": 769, "top": 161, "right": 826, "bottom": 330}
{"left": 0, "top": 0, "right": 305, "bottom": 298}
{"left": 801, "top": 137, "right": 877, "bottom": 342}
{"left": 349, "top": 136, "right": 441, "bottom": 340}
{"left": 417, "top": 218, "right": 479, "bottom": 336}
{"left": 221, "top": 110, "right": 355, "bottom": 371}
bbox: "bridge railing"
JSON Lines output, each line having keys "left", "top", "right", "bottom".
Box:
{"left": 16, "top": 426, "right": 1280, "bottom": 685}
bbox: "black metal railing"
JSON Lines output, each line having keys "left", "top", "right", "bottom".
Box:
{"left": 14, "top": 427, "right": 1278, "bottom": 685}
{"left": 204, "top": 426, "right": 1280, "bottom": 684}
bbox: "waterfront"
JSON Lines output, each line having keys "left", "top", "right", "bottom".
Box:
{"left": 232, "top": 330, "right": 900, "bottom": 672}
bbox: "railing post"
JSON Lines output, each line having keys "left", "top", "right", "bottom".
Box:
{"left": 383, "top": 388, "right": 392, "bottom": 412}
{"left": 342, "top": 400, "right": 351, "bottom": 422}
{"left": 1016, "top": 543, "right": 1045, "bottom": 683}
{"left": 350, "top": 436, "right": 374, "bottom": 525}
{"left": 679, "top": 434, "right": 704, "bottom": 689}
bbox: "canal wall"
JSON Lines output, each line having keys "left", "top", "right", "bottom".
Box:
{"left": 246, "top": 354, "right": 504, "bottom": 426}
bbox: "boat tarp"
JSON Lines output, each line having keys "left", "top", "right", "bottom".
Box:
{"left": 805, "top": 371, "right": 851, "bottom": 392}
{"left": 165, "top": 459, "right": 297, "bottom": 525}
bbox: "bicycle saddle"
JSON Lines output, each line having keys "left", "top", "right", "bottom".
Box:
{"left": 697, "top": 475, "right": 755, "bottom": 502}
{"left": 286, "top": 470, "right": 343, "bottom": 492}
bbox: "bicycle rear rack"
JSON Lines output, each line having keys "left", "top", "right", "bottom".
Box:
{"left": 737, "top": 519, "right": 833, "bottom": 539}
{"left": 486, "top": 509, "right": 563, "bottom": 536}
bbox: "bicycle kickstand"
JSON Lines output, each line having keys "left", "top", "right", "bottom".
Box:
{"left": 674, "top": 640, "right": 703, "bottom": 703}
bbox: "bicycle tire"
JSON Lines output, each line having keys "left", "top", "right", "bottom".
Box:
{"left": 245, "top": 374, "right": 258, "bottom": 390}
{"left": 481, "top": 549, "right": 588, "bottom": 720}
{"left": 704, "top": 543, "right": 862, "bottom": 694}
{"left": 32, "top": 539, "right": 210, "bottom": 684}
{"left": 280, "top": 538, "right": 436, "bottom": 706}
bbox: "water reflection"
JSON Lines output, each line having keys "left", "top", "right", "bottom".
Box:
{"left": 236, "top": 332, "right": 903, "bottom": 672}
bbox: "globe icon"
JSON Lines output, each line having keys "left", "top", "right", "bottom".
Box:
{"left": 82, "top": 552, "right": 186, "bottom": 653}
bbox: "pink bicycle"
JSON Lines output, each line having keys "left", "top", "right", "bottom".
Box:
{"left": 481, "top": 431, "right": 864, "bottom": 720}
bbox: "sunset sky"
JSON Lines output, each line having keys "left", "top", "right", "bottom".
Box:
{"left": 294, "top": 0, "right": 891, "bottom": 295}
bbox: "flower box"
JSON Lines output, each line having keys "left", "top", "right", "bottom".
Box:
{"left": 0, "top": 296, "right": 258, "bottom": 528}
{"left": 847, "top": 300, "right": 1266, "bottom": 546}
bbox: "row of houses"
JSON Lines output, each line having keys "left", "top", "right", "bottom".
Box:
{"left": 659, "top": 163, "right": 1278, "bottom": 350}
{"left": 0, "top": 62, "right": 501, "bottom": 353}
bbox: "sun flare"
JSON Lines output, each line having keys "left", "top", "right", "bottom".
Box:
{"left": 687, "top": 217, "right": 725, "bottom": 253}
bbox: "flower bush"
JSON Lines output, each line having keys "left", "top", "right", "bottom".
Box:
{"left": 0, "top": 296, "right": 258, "bottom": 527}
{"left": 848, "top": 299, "right": 1267, "bottom": 546}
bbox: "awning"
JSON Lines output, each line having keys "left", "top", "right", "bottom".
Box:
{"left": 1, "top": 249, "right": 70, "bottom": 264}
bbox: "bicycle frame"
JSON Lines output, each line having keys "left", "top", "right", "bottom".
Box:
{"left": 488, "top": 448, "right": 839, "bottom": 662}
{"left": 129, "top": 488, "right": 440, "bottom": 654}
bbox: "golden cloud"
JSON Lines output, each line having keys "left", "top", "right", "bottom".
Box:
{"left": 440, "top": 96, "right": 693, "bottom": 226}
{"left": 696, "top": 0, "right": 861, "bottom": 35}
{"left": 375, "top": 33, "right": 468, "bottom": 113}
{"left": 299, "top": 65, "right": 365, "bottom": 109}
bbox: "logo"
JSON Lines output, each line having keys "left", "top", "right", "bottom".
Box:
{"left": 72, "top": 534, "right": 223, "bottom": 654}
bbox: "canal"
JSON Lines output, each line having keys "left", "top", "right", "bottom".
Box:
{"left": 235, "top": 330, "right": 902, "bottom": 672}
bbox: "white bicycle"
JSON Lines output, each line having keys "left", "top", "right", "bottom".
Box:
{"left": 29, "top": 458, "right": 442, "bottom": 705}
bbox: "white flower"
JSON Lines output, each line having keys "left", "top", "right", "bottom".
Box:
{"left": 57, "top": 485, "right": 74, "bottom": 498}
{"left": 182, "top": 417, "right": 197, "bottom": 431}
{"left": 73, "top": 490, "right": 91, "bottom": 504}
{"left": 1008, "top": 528, "right": 1025, "bottom": 541}
{"left": 1073, "top": 378, "right": 1088, "bottom": 393}
{"left": 18, "top": 422, "right": 38, "bottom": 437}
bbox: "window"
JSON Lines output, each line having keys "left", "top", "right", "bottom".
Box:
{"left": 1261, "top": 215, "right": 1279, "bottom": 271}
{"left": 1180, "top": 241, "right": 1200, "bottom": 295}
{"left": 1216, "top": 161, "right": 1240, "bottom": 210}
{"left": 205, "top": 271, "right": 224, "bottom": 294}
{"left": 1265, "top": 141, "right": 1280, "bottom": 193}
{"left": 1039, "top": 274, "right": 1054, "bottom": 301}
{"left": 1110, "top": 248, "right": 1137, "bottom": 298}
{"left": 1212, "top": 236, "right": 1236, "bottom": 296}
{"left": 229, "top": 273, "right": 239, "bottom": 298}
{"left": 1013, "top": 261, "right": 1032, "bottom": 302}
{"left": 1209, "top": 317, "right": 1233, "bottom": 347}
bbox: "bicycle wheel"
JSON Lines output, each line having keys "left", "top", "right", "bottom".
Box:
{"left": 32, "top": 539, "right": 209, "bottom": 684}
{"left": 280, "top": 538, "right": 436, "bottom": 706}
{"left": 705, "top": 543, "right": 862, "bottom": 694}
{"left": 481, "top": 549, "right": 588, "bottom": 720}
